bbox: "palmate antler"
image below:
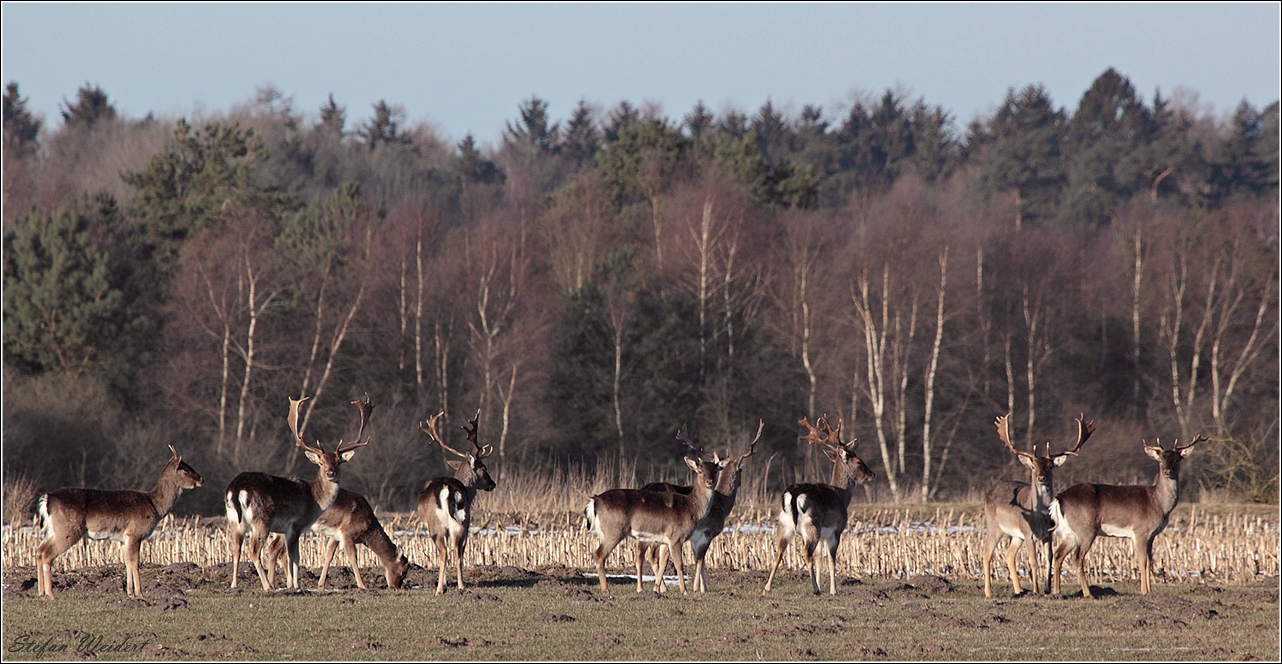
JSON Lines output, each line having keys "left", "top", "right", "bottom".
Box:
{"left": 288, "top": 395, "right": 322, "bottom": 456}
{"left": 996, "top": 412, "right": 1094, "bottom": 460}
{"left": 799, "top": 414, "right": 858, "bottom": 452}
{"left": 421, "top": 410, "right": 492, "bottom": 460}
{"left": 337, "top": 393, "right": 374, "bottom": 455}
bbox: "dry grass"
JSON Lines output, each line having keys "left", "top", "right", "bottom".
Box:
{"left": 4, "top": 502, "right": 1276, "bottom": 589}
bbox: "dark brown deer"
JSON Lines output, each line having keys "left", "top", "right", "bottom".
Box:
{"left": 36, "top": 446, "right": 203, "bottom": 599}
{"left": 265, "top": 488, "right": 410, "bottom": 590}
{"left": 585, "top": 442, "right": 724, "bottom": 597}
{"left": 982, "top": 413, "right": 1093, "bottom": 597}
{"left": 225, "top": 394, "right": 372, "bottom": 590}
{"left": 1050, "top": 435, "right": 1205, "bottom": 598}
{"left": 763, "top": 415, "right": 875, "bottom": 596}
{"left": 416, "top": 411, "right": 495, "bottom": 594}
{"left": 639, "top": 421, "right": 762, "bottom": 592}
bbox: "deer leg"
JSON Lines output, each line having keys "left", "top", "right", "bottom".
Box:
{"left": 1005, "top": 536, "right": 1024, "bottom": 595}
{"left": 667, "top": 541, "right": 688, "bottom": 596}
{"left": 762, "top": 533, "right": 790, "bottom": 596}
{"left": 635, "top": 544, "right": 646, "bottom": 593}
{"left": 1074, "top": 533, "right": 1096, "bottom": 598}
{"left": 1139, "top": 536, "right": 1155, "bottom": 595}
{"left": 652, "top": 545, "right": 668, "bottom": 592}
{"left": 593, "top": 531, "right": 624, "bottom": 597}
{"left": 345, "top": 537, "right": 367, "bottom": 590}
{"left": 317, "top": 538, "right": 339, "bottom": 590}
{"left": 453, "top": 533, "right": 466, "bottom": 591}
{"left": 124, "top": 538, "right": 142, "bottom": 598}
{"left": 982, "top": 528, "right": 1000, "bottom": 598}
{"left": 38, "top": 529, "right": 81, "bottom": 599}
{"left": 691, "top": 536, "right": 712, "bottom": 593}
{"left": 1024, "top": 535, "right": 1043, "bottom": 594}
{"left": 434, "top": 536, "right": 449, "bottom": 594}
{"left": 286, "top": 534, "right": 304, "bottom": 590}
{"left": 826, "top": 534, "right": 841, "bottom": 595}
{"left": 229, "top": 528, "right": 244, "bottom": 589}
{"left": 249, "top": 529, "right": 273, "bottom": 591}
{"left": 803, "top": 535, "right": 821, "bottom": 595}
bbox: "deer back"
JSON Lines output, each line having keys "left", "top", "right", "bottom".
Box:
{"left": 226, "top": 472, "right": 325, "bottom": 534}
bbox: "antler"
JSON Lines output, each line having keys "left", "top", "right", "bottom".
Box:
{"left": 421, "top": 412, "right": 471, "bottom": 459}
{"left": 336, "top": 393, "right": 374, "bottom": 455}
{"left": 462, "top": 410, "right": 493, "bottom": 459}
{"left": 675, "top": 424, "right": 706, "bottom": 458}
{"left": 799, "top": 415, "right": 839, "bottom": 449}
{"left": 289, "top": 395, "right": 325, "bottom": 456}
{"left": 1055, "top": 413, "right": 1094, "bottom": 458}
{"left": 1177, "top": 434, "right": 1209, "bottom": 451}
{"left": 735, "top": 419, "right": 765, "bottom": 463}
{"left": 1147, "top": 434, "right": 1208, "bottom": 453}
{"left": 995, "top": 413, "right": 1035, "bottom": 461}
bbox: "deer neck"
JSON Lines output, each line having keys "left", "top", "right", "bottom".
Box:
{"left": 690, "top": 476, "right": 718, "bottom": 521}
{"left": 310, "top": 470, "right": 342, "bottom": 512}
{"left": 1151, "top": 468, "right": 1181, "bottom": 516}
{"left": 147, "top": 472, "right": 183, "bottom": 518}
{"left": 829, "top": 463, "right": 862, "bottom": 506}
{"left": 1030, "top": 469, "right": 1055, "bottom": 512}
{"left": 362, "top": 523, "right": 400, "bottom": 564}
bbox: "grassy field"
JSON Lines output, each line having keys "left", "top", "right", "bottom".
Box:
{"left": 2, "top": 564, "right": 1277, "bottom": 661}
{"left": 3, "top": 501, "right": 1277, "bottom": 660}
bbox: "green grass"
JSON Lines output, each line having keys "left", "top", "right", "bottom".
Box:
{"left": 3, "top": 564, "right": 1277, "bottom": 660}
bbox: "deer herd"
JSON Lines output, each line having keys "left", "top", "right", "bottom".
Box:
{"left": 32, "top": 392, "right": 1205, "bottom": 602}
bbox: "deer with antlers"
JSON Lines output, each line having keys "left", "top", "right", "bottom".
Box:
{"left": 265, "top": 488, "right": 410, "bottom": 590}
{"left": 982, "top": 413, "right": 1093, "bottom": 598}
{"left": 585, "top": 427, "right": 725, "bottom": 597}
{"left": 1050, "top": 435, "right": 1206, "bottom": 598}
{"left": 416, "top": 411, "right": 496, "bottom": 594}
{"left": 639, "top": 420, "right": 762, "bottom": 593}
{"left": 225, "top": 393, "right": 372, "bottom": 590}
{"left": 763, "top": 415, "right": 875, "bottom": 596}
{"left": 36, "top": 446, "right": 203, "bottom": 599}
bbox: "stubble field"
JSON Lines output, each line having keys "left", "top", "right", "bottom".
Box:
{"left": 2, "top": 502, "right": 1278, "bottom": 661}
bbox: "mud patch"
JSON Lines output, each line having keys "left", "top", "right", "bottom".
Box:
{"left": 535, "top": 612, "right": 576, "bottom": 623}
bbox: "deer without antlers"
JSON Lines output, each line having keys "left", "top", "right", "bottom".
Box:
{"left": 982, "top": 412, "right": 1093, "bottom": 598}
{"left": 225, "top": 393, "right": 372, "bottom": 590}
{"left": 36, "top": 446, "right": 203, "bottom": 599}
{"left": 416, "top": 410, "right": 496, "bottom": 594}
{"left": 639, "top": 420, "right": 762, "bottom": 593}
{"left": 266, "top": 488, "right": 410, "bottom": 590}
{"left": 585, "top": 428, "right": 725, "bottom": 597}
{"left": 1050, "top": 435, "right": 1206, "bottom": 598}
{"left": 763, "top": 415, "right": 875, "bottom": 596}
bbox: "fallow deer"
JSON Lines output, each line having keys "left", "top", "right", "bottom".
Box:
{"left": 265, "top": 488, "right": 410, "bottom": 590}
{"left": 36, "top": 445, "right": 203, "bottom": 599}
{"left": 225, "top": 394, "right": 372, "bottom": 590}
{"left": 1050, "top": 435, "right": 1205, "bottom": 598}
{"left": 416, "top": 411, "right": 496, "bottom": 594}
{"left": 639, "top": 420, "right": 762, "bottom": 592}
{"left": 585, "top": 439, "right": 724, "bottom": 597}
{"left": 982, "top": 412, "right": 1092, "bottom": 597}
{"left": 762, "top": 415, "right": 875, "bottom": 596}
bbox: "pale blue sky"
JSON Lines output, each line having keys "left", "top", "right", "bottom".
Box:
{"left": 2, "top": 3, "right": 1279, "bottom": 147}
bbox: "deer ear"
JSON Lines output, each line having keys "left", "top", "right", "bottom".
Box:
{"left": 684, "top": 456, "right": 700, "bottom": 471}
{"left": 1178, "top": 446, "right": 1194, "bottom": 459}
{"left": 1018, "top": 455, "right": 1037, "bottom": 469}
{"left": 1144, "top": 446, "right": 1163, "bottom": 461}
{"left": 447, "top": 459, "right": 464, "bottom": 471}
{"left": 168, "top": 445, "right": 180, "bottom": 459}
{"left": 305, "top": 450, "right": 322, "bottom": 466}
{"left": 1052, "top": 455, "right": 1070, "bottom": 467}
{"left": 340, "top": 450, "right": 357, "bottom": 462}
{"left": 824, "top": 447, "right": 841, "bottom": 462}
